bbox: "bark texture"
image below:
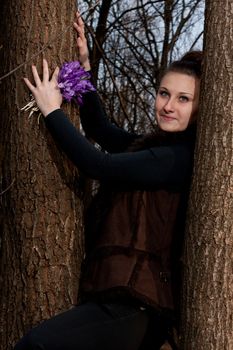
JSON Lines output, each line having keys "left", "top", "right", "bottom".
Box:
{"left": 181, "top": 0, "right": 233, "bottom": 349}
{"left": 0, "top": 1, "right": 84, "bottom": 349}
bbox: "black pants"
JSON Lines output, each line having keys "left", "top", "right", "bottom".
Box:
{"left": 14, "top": 302, "right": 169, "bottom": 350}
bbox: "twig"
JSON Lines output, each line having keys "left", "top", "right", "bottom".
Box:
{"left": 0, "top": 1, "right": 100, "bottom": 82}
{"left": 0, "top": 179, "right": 15, "bottom": 196}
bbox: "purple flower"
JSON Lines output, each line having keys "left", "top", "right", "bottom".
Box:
{"left": 58, "top": 61, "right": 95, "bottom": 105}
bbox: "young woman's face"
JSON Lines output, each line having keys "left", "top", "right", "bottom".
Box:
{"left": 155, "top": 72, "right": 200, "bottom": 132}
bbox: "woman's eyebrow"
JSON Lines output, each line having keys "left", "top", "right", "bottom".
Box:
{"left": 179, "top": 91, "right": 194, "bottom": 96}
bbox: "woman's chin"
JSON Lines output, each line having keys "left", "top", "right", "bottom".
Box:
{"left": 158, "top": 121, "right": 179, "bottom": 132}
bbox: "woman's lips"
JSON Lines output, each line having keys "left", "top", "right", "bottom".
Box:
{"left": 160, "top": 115, "right": 176, "bottom": 122}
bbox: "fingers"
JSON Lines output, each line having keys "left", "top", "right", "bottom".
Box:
{"left": 74, "top": 24, "right": 87, "bottom": 52}
{"left": 75, "top": 11, "right": 84, "bottom": 28}
{"left": 74, "top": 22, "right": 85, "bottom": 40}
{"left": 23, "top": 77, "right": 36, "bottom": 93}
{"left": 43, "top": 58, "right": 49, "bottom": 82}
{"left": 74, "top": 11, "right": 85, "bottom": 39}
{"left": 23, "top": 59, "right": 58, "bottom": 94}
{"left": 51, "top": 66, "right": 59, "bottom": 83}
{"left": 73, "top": 22, "right": 85, "bottom": 39}
{"left": 31, "top": 64, "right": 42, "bottom": 86}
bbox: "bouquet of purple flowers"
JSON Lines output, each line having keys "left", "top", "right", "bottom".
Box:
{"left": 58, "top": 61, "right": 95, "bottom": 105}
{"left": 22, "top": 61, "right": 95, "bottom": 120}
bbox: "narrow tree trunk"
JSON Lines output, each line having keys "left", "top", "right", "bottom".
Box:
{"left": 0, "top": 1, "right": 84, "bottom": 349}
{"left": 181, "top": 0, "right": 233, "bottom": 349}
{"left": 90, "top": 0, "right": 112, "bottom": 82}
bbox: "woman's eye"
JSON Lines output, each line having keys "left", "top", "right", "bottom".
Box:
{"left": 179, "top": 95, "right": 189, "bottom": 102}
{"left": 159, "top": 90, "right": 168, "bottom": 97}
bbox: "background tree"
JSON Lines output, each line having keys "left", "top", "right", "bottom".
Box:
{"left": 181, "top": 0, "right": 233, "bottom": 348}
{"left": 0, "top": 1, "right": 84, "bottom": 348}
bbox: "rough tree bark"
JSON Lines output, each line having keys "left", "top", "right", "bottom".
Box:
{"left": 181, "top": 0, "right": 233, "bottom": 349}
{"left": 0, "top": 1, "right": 84, "bottom": 349}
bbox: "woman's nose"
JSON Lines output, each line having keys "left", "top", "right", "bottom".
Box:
{"left": 163, "top": 98, "right": 175, "bottom": 112}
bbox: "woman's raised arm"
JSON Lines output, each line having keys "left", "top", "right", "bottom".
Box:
{"left": 74, "top": 12, "right": 138, "bottom": 153}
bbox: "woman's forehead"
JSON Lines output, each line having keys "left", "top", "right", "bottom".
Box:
{"left": 160, "top": 72, "right": 199, "bottom": 94}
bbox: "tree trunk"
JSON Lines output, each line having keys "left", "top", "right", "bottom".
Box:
{"left": 0, "top": 1, "right": 84, "bottom": 349}
{"left": 90, "top": 0, "right": 112, "bottom": 82}
{"left": 181, "top": 0, "right": 233, "bottom": 348}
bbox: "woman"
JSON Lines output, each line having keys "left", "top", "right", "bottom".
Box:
{"left": 15, "top": 12, "right": 202, "bottom": 350}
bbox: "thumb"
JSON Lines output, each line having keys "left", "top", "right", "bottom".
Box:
{"left": 51, "top": 66, "right": 59, "bottom": 82}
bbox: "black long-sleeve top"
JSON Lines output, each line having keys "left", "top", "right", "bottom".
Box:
{"left": 45, "top": 91, "right": 195, "bottom": 190}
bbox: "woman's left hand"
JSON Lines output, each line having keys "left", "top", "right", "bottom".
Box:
{"left": 23, "top": 58, "right": 63, "bottom": 117}
{"left": 73, "top": 11, "right": 91, "bottom": 71}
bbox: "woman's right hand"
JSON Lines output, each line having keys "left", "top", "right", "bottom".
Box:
{"left": 23, "top": 59, "right": 62, "bottom": 117}
{"left": 74, "top": 11, "right": 91, "bottom": 71}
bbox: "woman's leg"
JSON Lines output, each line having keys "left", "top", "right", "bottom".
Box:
{"left": 14, "top": 302, "right": 149, "bottom": 350}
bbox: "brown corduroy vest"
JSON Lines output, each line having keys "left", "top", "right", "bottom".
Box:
{"left": 80, "top": 186, "right": 185, "bottom": 311}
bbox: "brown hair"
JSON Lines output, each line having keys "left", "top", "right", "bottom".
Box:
{"left": 165, "top": 50, "right": 203, "bottom": 79}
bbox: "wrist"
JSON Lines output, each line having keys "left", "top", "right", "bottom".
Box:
{"left": 43, "top": 106, "right": 61, "bottom": 118}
